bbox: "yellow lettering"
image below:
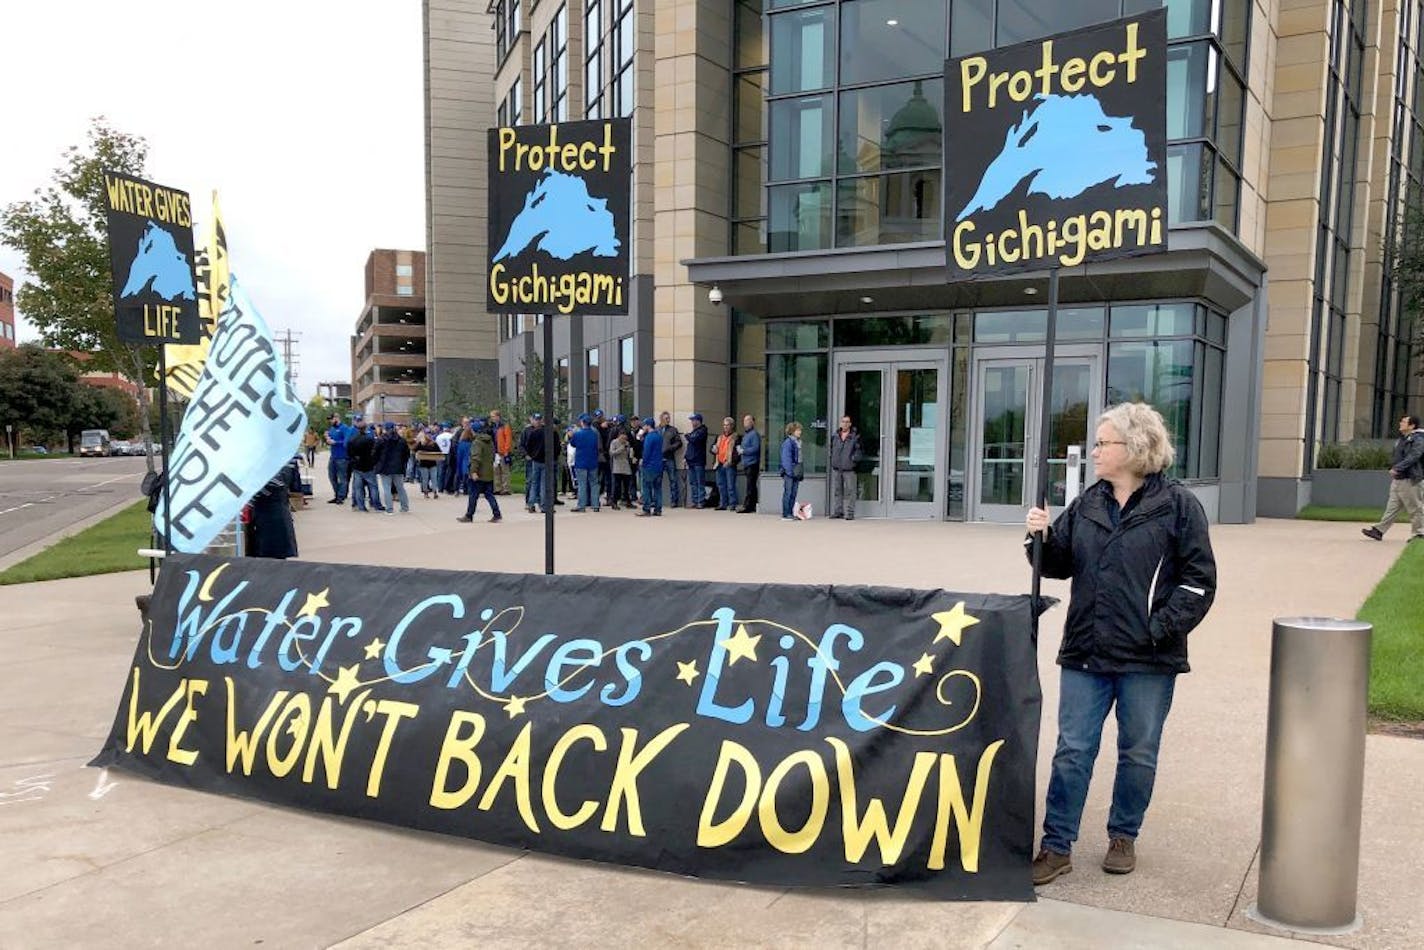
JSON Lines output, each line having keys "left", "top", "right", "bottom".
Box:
{"left": 927, "top": 740, "right": 1004, "bottom": 872}
{"left": 124, "top": 667, "right": 188, "bottom": 755}
{"left": 758, "top": 750, "right": 830, "bottom": 855}
{"left": 601, "top": 723, "right": 689, "bottom": 837}
{"left": 828, "top": 738, "right": 937, "bottom": 866}
{"left": 498, "top": 127, "right": 517, "bottom": 171}
{"left": 1121, "top": 22, "right": 1145, "bottom": 84}
{"left": 477, "top": 721, "right": 540, "bottom": 833}
{"left": 1060, "top": 57, "right": 1087, "bottom": 92}
{"left": 542, "top": 724, "right": 608, "bottom": 830}
{"left": 1089, "top": 50, "right": 1116, "bottom": 86}
{"left": 952, "top": 220, "right": 981, "bottom": 271}
{"left": 301, "top": 689, "right": 371, "bottom": 788}
{"left": 225, "top": 679, "right": 288, "bottom": 775}
{"left": 490, "top": 262, "right": 509, "bottom": 304}
{"left": 960, "top": 56, "right": 988, "bottom": 112}
{"left": 430, "top": 711, "right": 487, "bottom": 809}
{"left": 166, "top": 678, "right": 208, "bottom": 767}
{"left": 366, "top": 699, "right": 419, "bottom": 798}
{"left": 697, "top": 740, "right": 761, "bottom": 848}
{"left": 265, "top": 693, "right": 312, "bottom": 778}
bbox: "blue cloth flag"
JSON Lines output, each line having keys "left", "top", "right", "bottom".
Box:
{"left": 155, "top": 277, "right": 305, "bottom": 553}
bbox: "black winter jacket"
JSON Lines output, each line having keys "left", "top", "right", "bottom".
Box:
{"left": 374, "top": 435, "right": 410, "bottom": 476}
{"left": 1028, "top": 474, "right": 1216, "bottom": 675}
{"left": 1388, "top": 430, "right": 1424, "bottom": 482}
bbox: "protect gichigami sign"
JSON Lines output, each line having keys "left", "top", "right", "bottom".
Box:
{"left": 945, "top": 10, "right": 1168, "bottom": 280}
{"left": 102, "top": 171, "right": 202, "bottom": 345}
{"left": 487, "top": 118, "right": 631, "bottom": 315}
{"left": 92, "top": 556, "right": 1042, "bottom": 899}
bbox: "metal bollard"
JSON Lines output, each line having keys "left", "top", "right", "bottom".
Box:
{"left": 1250, "top": 617, "right": 1371, "bottom": 934}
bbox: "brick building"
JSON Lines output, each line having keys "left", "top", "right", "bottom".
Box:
{"left": 0, "top": 272, "right": 16, "bottom": 349}
{"left": 351, "top": 249, "right": 428, "bottom": 424}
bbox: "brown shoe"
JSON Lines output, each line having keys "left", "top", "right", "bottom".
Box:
{"left": 1102, "top": 837, "right": 1136, "bottom": 874}
{"left": 1032, "top": 849, "right": 1072, "bottom": 885}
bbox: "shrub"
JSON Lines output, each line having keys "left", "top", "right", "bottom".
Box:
{"left": 1315, "top": 440, "right": 1395, "bottom": 470}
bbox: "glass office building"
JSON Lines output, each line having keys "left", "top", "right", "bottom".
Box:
{"left": 430, "top": 0, "right": 1424, "bottom": 521}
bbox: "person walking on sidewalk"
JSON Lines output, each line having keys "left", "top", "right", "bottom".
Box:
{"left": 457, "top": 419, "right": 502, "bottom": 523}
{"left": 324, "top": 414, "right": 350, "bottom": 504}
{"left": 829, "top": 415, "right": 863, "bottom": 520}
{"left": 737, "top": 414, "right": 762, "bottom": 513}
{"left": 638, "top": 418, "right": 664, "bottom": 516}
{"left": 1362, "top": 413, "right": 1424, "bottom": 542}
{"left": 713, "top": 417, "right": 739, "bottom": 511}
{"left": 375, "top": 422, "right": 411, "bottom": 514}
{"left": 303, "top": 428, "right": 319, "bottom": 467}
{"left": 779, "top": 421, "right": 803, "bottom": 521}
{"left": 1024, "top": 402, "right": 1217, "bottom": 885}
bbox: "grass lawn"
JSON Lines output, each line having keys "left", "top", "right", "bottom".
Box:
{"left": 1358, "top": 540, "right": 1424, "bottom": 722}
{"left": 0, "top": 501, "right": 152, "bottom": 586}
{"left": 1296, "top": 504, "right": 1381, "bottom": 522}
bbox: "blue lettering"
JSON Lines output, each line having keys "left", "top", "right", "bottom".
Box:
{"left": 601, "top": 641, "right": 650, "bottom": 706}
{"left": 696, "top": 607, "right": 754, "bottom": 725}
{"left": 842, "top": 661, "right": 904, "bottom": 732}
{"left": 385, "top": 594, "right": 466, "bottom": 685}
{"left": 545, "top": 638, "right": 602, "bottom": 702}
{"left": 246, "top": 589, "right": 298, "bottom": 668}
{"left": 489, "top": 631, "right": 557, "bottom": 693}
{"left": 278, "top": 616, "right": 321, "bottom": 672}
{"left": 799, "top": 624, "right": 860, "bottom": 732}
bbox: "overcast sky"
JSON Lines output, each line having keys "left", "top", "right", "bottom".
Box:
{"left": 0, "top": 0, "right": 426, "bottom": 398}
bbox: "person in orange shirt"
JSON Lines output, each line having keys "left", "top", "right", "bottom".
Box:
{"left": 712, "top": 416, "right": 739, "bottom": 511}
{"left": 490, "top": 409, "right": 514, "bottom": 495}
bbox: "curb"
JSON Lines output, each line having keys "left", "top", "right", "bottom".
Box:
{"left": 0, "top": 495, "right": 147, "bottom": 574}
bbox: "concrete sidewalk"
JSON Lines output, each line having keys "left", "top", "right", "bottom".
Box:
{"left": 1, "top": 494, "right": 1418, "bottom": 948}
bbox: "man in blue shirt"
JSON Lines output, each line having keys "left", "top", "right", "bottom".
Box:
{"left": 570, "top": 414, "right": 602, "bottom": 512}
{"left": 324, "top": 413, "right": 350, "bottom": 504}
{"left": 637, "top": 418, "right": 663, "bottom": 515}
{"left": 737, "top": 414, "right": 762, "bottom": 513}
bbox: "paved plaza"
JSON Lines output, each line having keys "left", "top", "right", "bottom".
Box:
{"left": 1, "top": 498, "right": 1420, "bottom": 948}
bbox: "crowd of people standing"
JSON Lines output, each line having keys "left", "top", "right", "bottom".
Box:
{"left": 315, "top": 408, "right": 846, "bottom": 523}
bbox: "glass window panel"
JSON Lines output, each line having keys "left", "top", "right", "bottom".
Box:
{"left": 1214, "top": 159, "right": 1239, "bottom": 231}
{"left": 1216, "top": 65, "right": 1245, "bottom": 164}
{"left": 734, "top": 147, "right": 766, "bottom": 219}
{"left": 733, "top": 219, "right": 767, "bottom": 253}
{"left": 768, "top": 180, "right": 833, "bottom": 251}
{"left": 974, "top": 309, "right": 1045, "bottom": 343}
{"left": 1167, "top": 142, "right": 1212, "bottom": 223}
{"left": 1167, "top": 42, "right": 1213, "bottom": 140}
{"left": 997, "top": 0, "right": 1123, "bottom": 46}
{"left": 894, "top": 367, "right": 939, "bottom": 502}
{"left": 840, "top": 0, "right": 946, "bottom": 86}
{"left": 1111, "top": 302, "right": 1198, "bottom": 337}
{"left": 770, "top": 7, "right": 835, "bottom": 94}
{"left": 838, "top": 79, "right": 943, "bottom": 174}
{"left": 950, "top": 0, "right": 994, "bottom": 57}
{"left": 1057, "top": 306, "right": 1107, "bottom": 340}
{"left": 835, "top": 170, "right": 941, "bottom": 246}
{"left": 586, "top": 347, "right": 600, "bottom": 412}
{"left": 736, "top": 0, "right": 768, "bottom": 69}
{"left": 770, "top": 95, "right": 833, "bottom": 180}
{"left": 1221, "top": 0, "right": 1250, "bottom": 67}
{"left": 948, "top": 345, "right": 969, "bottom": 519}
{"left": 979, "top": 363, "right": 1030, "bottom": 505}
{"left": 834, "top": 314, "right": 953, "bottom": 347}
{"left": 1156, "top": 0, "right": 1209, "bottom": 37}
{"left": 735, "top": 71, "right": 767, "bottom": 144}
{"left": 1200, "top": 345, "right": 1222, "bottom": 478}
{"left": 767, "top": 319, "right": 830, "bottom": 350}
{"left": 733, "top": 309, "right": 767, "bottom": 363}
{"left": 1208, "top": 312, "right": 1228, "bottom": 345}
{"left": 733, "top": 366, "right": 767, "bottom": 438}
{"left": 1107, "top": 340, "right": 1194, "bottom": 473}
{"left": 768, "top": 354, "right": 829, "bottom": 476}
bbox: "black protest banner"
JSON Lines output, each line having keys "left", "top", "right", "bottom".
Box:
{"left": 102, "top": 171, "right": 202, "bottom": 345}
{"left": 487, "top": 118, "right": 632, "bottom": 316}
{"left": 944, "top": 10, "right": 1168, "bottom": 280}
{"left": 92, "top": 555, "right": 1040, "bottom": 900}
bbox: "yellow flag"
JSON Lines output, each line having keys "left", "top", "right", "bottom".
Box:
{"left": 162, "top": 192, "right": 230, "bottom": 398}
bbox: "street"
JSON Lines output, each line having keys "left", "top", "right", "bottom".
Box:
{"left": 0, "top": 456, "right": 149, "bottom": 562}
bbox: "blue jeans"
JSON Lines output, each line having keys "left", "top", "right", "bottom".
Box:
{"left": 327, "top": 456, "right": 349, "bottom": 502}
{"left": 781, "top": 475, "right": 800, "bottom": 518}
{"left": 689, "top": 464, "right": 706, "bottom": 509}
{"left": 716, "top": 465, "right": 737, "bottom": 509}
{"left": 526, "top": 460, "right": 546, "bottom": 510}
{"left": 1041, "top": 668, "right": 1178, "bottom": 855}
{"left": 641, "top": 469, "right": 663, "bottom": 512}
{"left": 417, "top": 465, "right": 437, "bottom": 494}
{"left": 382, "top": 474, "right": 410, "bottom": 513}
{"left": 463, "top": 480, "right": 500, "bottom": 519}
{"left": 576, "top": 467, "right": 599, "bottom": 510}
{"left": 352, "top": 470, "right": 383, "bottom": 511}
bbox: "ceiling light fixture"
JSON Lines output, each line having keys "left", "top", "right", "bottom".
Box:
{"left": 1024, "top": 287, "right": 1039, "bottom": 295}
{"left": 886, "top": 19, "right": 898, "bottom": 26}
{"left": 860, "top": 295, "right": 874, "bottom": 304}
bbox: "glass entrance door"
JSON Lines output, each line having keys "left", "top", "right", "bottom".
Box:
{"left": 972, "top": 349, "right": 1100, "bottom": 522}
{"left": 835, "top": 355, "right": 947, "bottom": 519}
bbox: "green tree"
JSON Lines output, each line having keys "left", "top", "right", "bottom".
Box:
{"left": 0, "top": 344, "right": 83, "bottom": 448}
{"left": 1391, "top": 198, "right": 1424, "bottom": 381}
{"left": 0, "top": 118, "right": 158, "bottom": 470}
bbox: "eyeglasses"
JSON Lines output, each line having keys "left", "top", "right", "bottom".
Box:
{"left": 1093, "top": 440, "right": 1127, "bottom": 449}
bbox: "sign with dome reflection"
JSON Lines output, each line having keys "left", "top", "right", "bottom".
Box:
{"left": 944, "top": 10, "right": 1168, "bottom": 280}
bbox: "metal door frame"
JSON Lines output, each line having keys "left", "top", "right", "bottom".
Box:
{"left": 832, "top": 349, "right": 950, "bottom": 520}
{"left": 968, "top": 344, "right": 1102, "bottom": 523}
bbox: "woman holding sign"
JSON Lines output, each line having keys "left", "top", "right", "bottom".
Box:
{"left": 1025, "top": 403, "right": 1216, "bottom": 883}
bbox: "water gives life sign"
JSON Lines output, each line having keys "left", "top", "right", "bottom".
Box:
{"left": 102, "top": 171, "right": 202, "bottom": 345}
{"left": 487, "top": 119, "right": 632, "bottom": 316}
{"left": 944, "top": 10, "right": 1168, "bottom": 280}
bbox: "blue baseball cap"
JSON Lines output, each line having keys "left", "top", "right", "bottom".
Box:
{"left": 593, "top": 409, "right": 605, "bottom": 418}
{"left": 578, "top": 413, "right": 592, "bottom": 424}
{"left": 689, "top": 412, "right": 703, "bottom": 421}
{"left": 383, "top": 421, "right": 396, "bottom": 431}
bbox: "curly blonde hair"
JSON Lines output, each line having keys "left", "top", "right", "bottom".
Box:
{"left": 1098, "top": 402, "right": 1175, "bottom": 475}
